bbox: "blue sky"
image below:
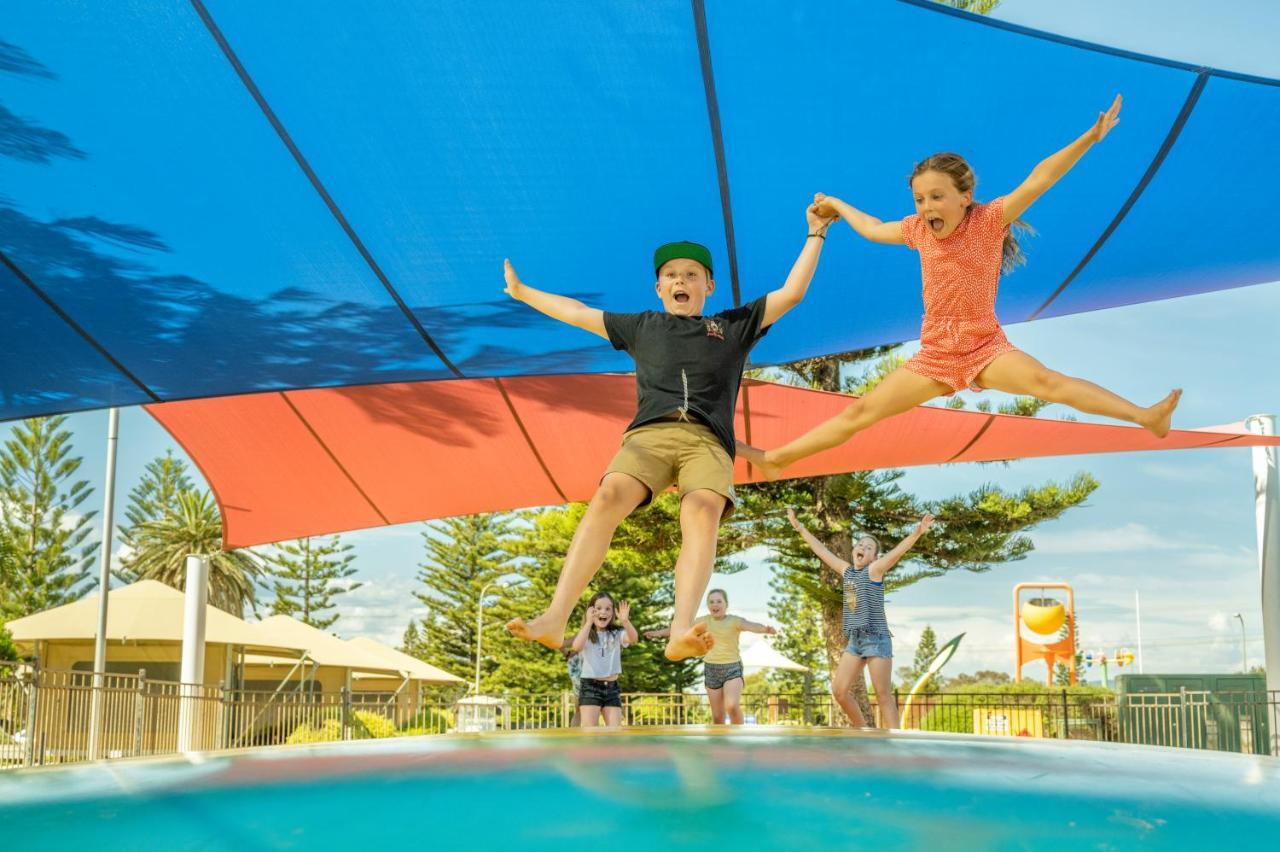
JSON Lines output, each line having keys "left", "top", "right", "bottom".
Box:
{"left": 29, "top": 0, "right": 1280, "bottom": 682}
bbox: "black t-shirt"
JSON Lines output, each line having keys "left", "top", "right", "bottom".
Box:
{"left": 603, "top": 296, "right": 770, "bottom": 459}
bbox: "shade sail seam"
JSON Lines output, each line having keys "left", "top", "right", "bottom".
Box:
{"left": 692, "top": 0, "right": 741, "bottom": 309}
{"left": 492, "top": 378, "right": 569, "bottom": 503}
{"left": 945, "top": 413, "right": 998, "bottom": 462}
{"left": 1029, "top": 72, "right": 1209, "bottom": 321}
{"left": 896, "top": 0, "right": 1280, "bottom": 88}
{"left": 279, "top": 391, "right": 392, "bottom": 526}
{"left": 0, "top": 251, "right": 160, "bottom": 402}
{"left": 187, "top": 0, "right": 465, "bottom": 378}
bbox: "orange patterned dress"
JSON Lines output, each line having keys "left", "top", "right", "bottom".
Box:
{"left": 900, "top": 196, "right": 1019, "bottom": 392}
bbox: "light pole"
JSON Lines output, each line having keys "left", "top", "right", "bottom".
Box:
{"left": 1234, "top": 613, "right": 1247, "bottom": 673}
{"left": 474, "top": 579, "right": 517, "bottom": 696}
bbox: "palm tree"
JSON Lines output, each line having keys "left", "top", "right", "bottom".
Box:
{"left": 128, "top": 490, "right": 264, "bottom": 617}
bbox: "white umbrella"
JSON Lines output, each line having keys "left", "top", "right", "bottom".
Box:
{"left": 739, "top": 635, "right": 807, "bottom": 673}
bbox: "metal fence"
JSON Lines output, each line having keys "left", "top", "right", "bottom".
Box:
{"left": 3, "top": 670, "right": 1276, "bottom": 769}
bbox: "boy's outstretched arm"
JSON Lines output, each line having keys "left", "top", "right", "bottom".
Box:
{"left": 762, "top": 195, "right": 840, "bottom": 328}
{"left": 1002, "top": 94, "right": 1122, "bottom": 224}
{"left": 504, "top": 259, "right": 608, "bottom": 340}
{"left": 815, "top": 195, "right": 904, "bottom": 245}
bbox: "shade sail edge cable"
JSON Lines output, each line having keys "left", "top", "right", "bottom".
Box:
{"left": 280, "top": 391, "right": 391, "bottom": 525}
{"left": 1030, "top": 72, "right": 1210, "bottom": 320}
{"left": 0, "top": 251, "right": 160, "bottom": 402}
{"left": 186, "top": 0, "right": 465, "bottom": 378}
{"left": 492, "top": 377, "right": 569, "bottom": 503}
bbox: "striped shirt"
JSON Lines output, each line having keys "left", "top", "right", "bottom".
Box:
{"left": 843, "top": 563, "right": 890, "bottom": 634}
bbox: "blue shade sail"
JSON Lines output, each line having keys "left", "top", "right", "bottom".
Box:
{"left": 1, "top": 0, "right": 1276, "bottom": 422}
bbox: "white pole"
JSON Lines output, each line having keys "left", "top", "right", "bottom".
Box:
{"left": 1245, "top": 414, "right": 1279, "bottom": 756}
{"left": 177, "top": 554, "right": 210, "bottom": 753}
{"left": 88, "top": 408, "right": 120, "bottom": 761}
{"left": 1234, "top": 613, "right": 1247, "bottom": 673}
{"left": 1134, "top": 589, "right": 1144, "bottom": 674}
{"left": 474, "top": 580, "right": 497, "bottom": 696}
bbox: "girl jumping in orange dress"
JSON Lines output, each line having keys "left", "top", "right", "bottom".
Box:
{"left": 741, "top": 95, "right": 1181, "bottom": 480}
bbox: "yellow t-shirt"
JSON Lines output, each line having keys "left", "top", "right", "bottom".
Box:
{"left": 695, "top": 614, "right": 743, "bottom": 664}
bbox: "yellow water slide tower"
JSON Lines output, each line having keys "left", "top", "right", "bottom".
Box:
{"left": 1013, "top": 582, "right": 1077, "bottom": 686}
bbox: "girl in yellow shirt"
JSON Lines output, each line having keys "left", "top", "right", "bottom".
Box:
{"left": 647, "top": 588, "right": 776, "bottom": 724}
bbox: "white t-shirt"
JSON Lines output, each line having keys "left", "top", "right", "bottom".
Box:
{"left": 579, "top": 627, "right": 629, "bottom": 679}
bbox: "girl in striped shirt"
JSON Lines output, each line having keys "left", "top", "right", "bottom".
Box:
{"left": 787, "top": 509, "right": 934, "bottom": 729}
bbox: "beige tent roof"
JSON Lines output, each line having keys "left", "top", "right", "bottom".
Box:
{"left": 345, "top": 636, "right": 464, "bottom": 684}
{"left": 249, "top": 615, "right": 399, "bottom": 675}
{"left": 6, "top": 580, "right": 298, "bottom": 655}
{"left": 740, "top": 636, "right": 808, "bottom": 672}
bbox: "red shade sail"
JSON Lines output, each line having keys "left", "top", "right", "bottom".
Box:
{"left": 146, "top": 376, "right": 1280, "bottom": 549}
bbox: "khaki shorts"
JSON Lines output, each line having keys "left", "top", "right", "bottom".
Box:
{"left": 603, "top": 420, "right": 736, "bottom": 517}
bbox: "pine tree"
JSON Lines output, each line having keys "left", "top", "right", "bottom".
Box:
{"left": 0, "top": 416, "right": 96, "bottom": 616}
{"left": 116, "top": 450, "right": 194, "bottom": 583}
{"left": 909, "top": 624, "right": 940, "bottom": 687}
{"left": 266, "top": 536, "right": 361, "bottom": 629}
{"left": 413, "top": 513, "right": 518, "bottom": 688}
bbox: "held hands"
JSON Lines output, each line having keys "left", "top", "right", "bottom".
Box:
{"left": 1087, "top": 94, "right": 1122, "bottom": 144}
{"left": 502, "top": 258, "right": 525, "bottom": 301}
{"left": 807, "top": 192, "right": 839, "bottom": 234}
{"left": 811, "top": 192, "right": 843, "bottom": 222}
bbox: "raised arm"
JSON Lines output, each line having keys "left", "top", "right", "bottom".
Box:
{"left": 762, "top": 195, "right": 839, "bottom": 328}
{"left": 814, "top": 195, "right": 904, "bottom": 245}
{"left": 869, "top": 514, "right": 934, "bottom": 582}
{"left": 504, "top": 259, "right": 608, "bottom": 340}
{"left": 1002, "top": 94, "right": 1122, "bottom": 224}
{"left": 570, "top": 610, "right": 594, "bottom": 653}
{"left": 786, "top": 508, "right": 849, "bottom": 578}
{"left": 739, "top": 618, "right": 778, "bottom": 636}
{"left": 618, "top": 600, "right": 639, "bottom": 646}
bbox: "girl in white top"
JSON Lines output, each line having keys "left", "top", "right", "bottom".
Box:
{"left": 571, "top": 591, "right": 638, "bottom": 728}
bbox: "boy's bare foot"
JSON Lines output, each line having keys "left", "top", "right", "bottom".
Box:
{"left": 738, "top": 443, "right": 783, "bottom": 482}
{"left": 664, "top": 622, "right": 715, "bottom": 661}
{"left": 1139, "top": 389, "right": 1182, "bottom": 438}
{"left": 506, "top": 614, "right": 566, "bottom": 651}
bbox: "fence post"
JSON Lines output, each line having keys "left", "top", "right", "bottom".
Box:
{"left": 23, "top": 661, "right": 40, "bottom": 768}
{"left": 1060, "top": 689, "right": 1069, "bottom": 739}
{"left": 132, "top": 669, "right": 147, "bottom": 756}
{"left": 341, "top": 686, "right": 352, "bottom": 741}
{"left": 1178, "top": 687, "right": 1190, "bottom": 749}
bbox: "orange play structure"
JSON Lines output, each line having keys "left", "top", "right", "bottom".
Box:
{"left": 1014, "top": 583, "right": 1077, "bottom": 685}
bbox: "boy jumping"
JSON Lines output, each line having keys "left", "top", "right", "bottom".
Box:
{"left": 506, "top": 196, "right": 835, "bottom": 660}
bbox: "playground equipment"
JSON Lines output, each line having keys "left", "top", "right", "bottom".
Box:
{"left": 901, "top": 633, "right": 965, "bottom": 727}
{"left": 1083, "top": 648, "right": 1134, "bottom": 688}
{"left": 1014, "top": 583, "right": 1077, "bottom": 685}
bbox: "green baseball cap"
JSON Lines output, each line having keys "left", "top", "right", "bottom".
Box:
{"left": 653, "top": 241, "right": 713, "bottom": 276}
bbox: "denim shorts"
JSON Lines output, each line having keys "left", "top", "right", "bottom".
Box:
{"left": 703, "top": 660, "right": 744, "bottom": 690}
{"left": 845, "top": 628, "right": 893, "bottom": 659}
{"left": 578, "top": 677, "right": 622, "bottom": 708}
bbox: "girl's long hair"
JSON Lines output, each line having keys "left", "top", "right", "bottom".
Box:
{"left": 909, "top": 152, "right": 1034, "bottom": 274}
{"left": 586, "top": 591, "right": 620, "bottom": 645}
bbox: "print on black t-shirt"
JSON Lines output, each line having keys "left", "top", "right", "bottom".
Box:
{"left": 603, "top": 296, "right": 770, "bottom": 459}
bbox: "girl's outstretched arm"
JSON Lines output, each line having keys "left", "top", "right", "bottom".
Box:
{"left": 786, "top": 508, "right": 849, "bottom": 578}
{"left": 503, "top": 259, "right": 608, "bottom": 339}
{"left": 815, "top": 195, "right": 904, "bottom": 245}
{"left": 739, "top": 619, "right": 778, "bottom": 636}
{"left": 869, "top": 514, "right": 934, "bottom": 582}
{"left": 1002, "top": 94, "right": 1122, "bottom": 224}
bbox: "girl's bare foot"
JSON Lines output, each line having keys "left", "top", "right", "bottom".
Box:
{"left": 506, "top": 614, "right": 566, "bottom": 651}
{"left": 1139, "top": 389, "right": 1182, "bottom": 438}
{"left": 664, "top": 622, "right": 715, "bottom": 661}
{"left": 738, "top": 443, "right": 783, "bottom": 482}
